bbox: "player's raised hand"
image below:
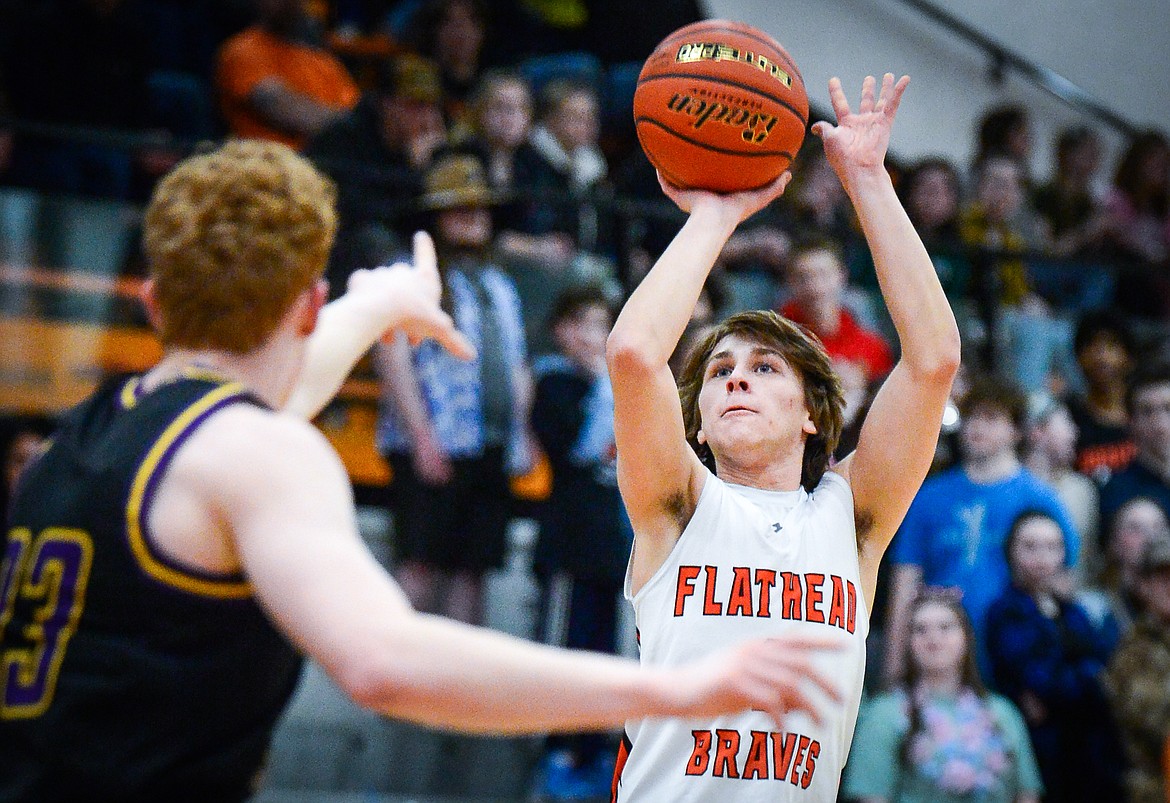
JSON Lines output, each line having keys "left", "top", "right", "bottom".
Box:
{"left": 347, "top": 231, "right": 475, "bottom": 360}
{"left": 663, "top": 633, "right": 844, "bottom": 727}
{"left": 813, "top": 73, "right": 909, "bottom": 182}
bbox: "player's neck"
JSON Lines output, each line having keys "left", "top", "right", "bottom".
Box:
{"left": 145, "top": 342, "right": 295, "bottom": 410}
{"left": 714, "top": 450, "right": 804, "bottom": 492}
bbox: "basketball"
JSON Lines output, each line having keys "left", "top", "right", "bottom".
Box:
{"left": 633, "top": 20, "right": 808, "bottom": 193}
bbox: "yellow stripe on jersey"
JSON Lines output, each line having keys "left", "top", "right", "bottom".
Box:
{"left": 119, "top": 377, "right": 140, "bottom": 410}
{"left": 125, "top": 382, "right": 253, "bottom": 599}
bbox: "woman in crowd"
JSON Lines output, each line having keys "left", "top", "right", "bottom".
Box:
{"left": 843, "top": 589, "right": 1042, "bottom": 803}
{"left": 1103, "top": 130, "right": 1170, "bottom": 318}
{"left": 985, "top": 510, "right": 1125, "bottom": 802}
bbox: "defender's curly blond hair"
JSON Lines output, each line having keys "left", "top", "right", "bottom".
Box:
{"left": 677, "top": 310, "right": 845, "bottom": 492}
{"left": 143, "top": 140, "right": 338, "bottom": 353}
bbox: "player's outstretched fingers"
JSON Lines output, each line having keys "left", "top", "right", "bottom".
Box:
{"left": 858, "top": 74, "right": 877, "bottom": 114}
{"left": 826, "top": 76, "right": 850, "bottom": 122}
{"left": 882, "top": 74, "right": 910, "bottom": 118}
{"left": 410, "top": 309, "right": 476, "bottom": 360}
{"left": 411, "top": 230, "right": 441, "bottom": 302}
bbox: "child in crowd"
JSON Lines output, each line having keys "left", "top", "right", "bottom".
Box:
{"left": 844, "top": 589, "right": 1041, "bottom": 803}
{"left": 529, "top": 284, "right": 630, "bottom": 800}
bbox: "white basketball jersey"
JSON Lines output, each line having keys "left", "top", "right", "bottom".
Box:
{"left": 614, "top": 470, "right": 868, "bottom": 802}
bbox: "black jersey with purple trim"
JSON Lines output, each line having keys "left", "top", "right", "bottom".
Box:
{"left": 0, "top": 374, "right": 303, "bottom": 802}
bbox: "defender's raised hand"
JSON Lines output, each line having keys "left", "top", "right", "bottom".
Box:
{"left": 347, "top": 231, "right": 475, "bottom": 359}
{"left": 812, "top": 73, "right": 909, "bottom": 186}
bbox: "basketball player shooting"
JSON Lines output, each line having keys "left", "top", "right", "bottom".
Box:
{"left": 607, "top": 74, "right": 960, "bottom": 800}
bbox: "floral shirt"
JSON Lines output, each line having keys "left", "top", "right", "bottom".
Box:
{"left": 843, "top": 688, "right": 1043, "bottom": 803}
{"left": 377, "top": 263, "right": 529, "bottom": 470}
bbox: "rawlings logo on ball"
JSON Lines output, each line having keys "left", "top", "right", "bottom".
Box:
{"left": 675, "top": 42, "right": 794, "bottom": 88}
{"left": 666, "top": 93, "right": 779, "bottom": 145}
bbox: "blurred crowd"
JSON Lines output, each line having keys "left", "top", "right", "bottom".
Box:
{"left": 1, "top": 1, "right": 1170, "bottom": 801}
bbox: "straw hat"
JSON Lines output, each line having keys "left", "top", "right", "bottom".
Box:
{"left": 419, "top": 153, "right": 499, "bottom": 211}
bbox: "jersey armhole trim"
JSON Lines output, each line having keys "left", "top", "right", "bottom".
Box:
{"left": 626, "top": 469, "right": 715, "bottom": 604}
{"left": 125, "top": 382, "right": 254, "bottom": 599}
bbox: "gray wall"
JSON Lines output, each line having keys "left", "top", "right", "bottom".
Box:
{"left": 705, "top": 0, "right": 1170, "bottom": 181}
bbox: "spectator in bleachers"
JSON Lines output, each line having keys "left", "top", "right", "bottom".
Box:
{"left": 1104, "top": 537, "right": 1170, "bottom": 803}
{"left": 779, "top": 239, "right": 894, "bottom": 387}
{"left": 1, "top": 0, "right": 158, "bottom": 199}
{"left": 714, "top": 216, "right": 791, "bottom": 312}
{"left": 1103, "top": 130, "right": 1170, "bottom": 319}
{"left": 1034, "top": 126, "right": 1108, "bottom": 260}
{"left": 1097, "top": 496, "right": 1170, "bottom": 636}
{"left": 307, "top": 53, "right": 446, "bottom": 291}
{"left": 777, "top": 239, "right": 893, "bottom": 436}
{"left": 843, "top": 589, "right": 1042, "bottom": 803}
{"left": 985, "top": 509, "right": 1125, "bottom": 803}
{"left": 1100, "top": 360, "right": 1170, "bottom": 530}
{"left": 404, "top": 0, "right": 489, "bottom": 130}
{"left": 451, "top": 70, "right": 576, "bottom": 267}
{"left": 898, "top": 156, "right": 969, "bottom": 302}
{"left": 779, "top": 143, "right": 859, "bottom": 250}
{"left": 375, "top": 153, "right": 532, "bottom": 626}
{"left": 528, "top": 283, "right": 627, "bottom": 801}
{"left": 1024, "top": 396, "right": 1102, "bottom": 585}
{"left": 960, "top": 155, "right": 1045, "bottom": 309}
{"left": 884, "top": 375, "right": 1080, "bottom": 684}
{"left": 1068, "top": 308, "right": 1138, "bottom": 481}
{"left": 215, "top": 0, "right": 360, "bottom": 150}
{"left": 0, "top": 414, "right": 55, "bottom": 526}
{"left": 973, "top": 104, "right": 1034, "bottom": 190}
{"left": 715, "top": 144, "right": 861, "bottom": 314}
{"left": 962, "top": 155, "right": 1080, "bottom": 396}
{"left": 520, "top": 78, "right": 610, "bottom": 260}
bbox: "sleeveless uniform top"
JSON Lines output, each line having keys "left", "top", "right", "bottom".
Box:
{"left": 613, "top": 470, "right": 869, "bottom": 802}
{"left": 0, "top": 374, "right": 303, "bottom": 802}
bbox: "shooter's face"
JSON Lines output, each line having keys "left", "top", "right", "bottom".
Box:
{"left": 696, "top": 333, "right": 815, "bottom": 471}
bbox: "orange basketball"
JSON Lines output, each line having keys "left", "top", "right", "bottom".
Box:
{"left": 633, "top": 20, "right": 808, "bottom": 193}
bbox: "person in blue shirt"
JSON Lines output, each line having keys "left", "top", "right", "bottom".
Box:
{"left": 883, "top": 375, "right": 1079, "bottom": 684}
{"left": 986, "top": 509, "right": 1124, "bottom": 803}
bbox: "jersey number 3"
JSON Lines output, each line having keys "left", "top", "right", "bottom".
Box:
{"left": 1, "top": 527, "right": 94, "bottom": 719}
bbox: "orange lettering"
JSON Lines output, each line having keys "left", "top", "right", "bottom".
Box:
{"left": 674, "top": 566, "right": 700, "bottom": 616}
{"left": 805, "top": 573, "right": 826, "bottom": 624}
{"left": 713, "top": 728, "right": 741, "bottom": 778}
{"left": 827, "top": 575, "right": 846, "bottom": 630}
{"left": 755, "top": 568, "right": 776, "bottom": 618}
{"left": 771, "top": 732, "right": 797, "bottom": 779}
{"left": 781, "top": 572, "right": 802, "bottom": 619}
{"left": 727, "top": 567, "right": 753, "bottom": 616}
{"left": 686, "top": 730, "right": 712, "bottom": 775}
{"left": 847, "top": 580, "right": 857, "bottom": 634}
{"left": 742, "top": 731, "right": 770, "bottom": 779}
{"left": 800, "top": 739, "right": 820, "bottom": 789}
{"left": 703, "top": 566, "right": 722, "bottom": 615}
{"left": 790, "top": 735, "right": 810, "bottom": 786}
